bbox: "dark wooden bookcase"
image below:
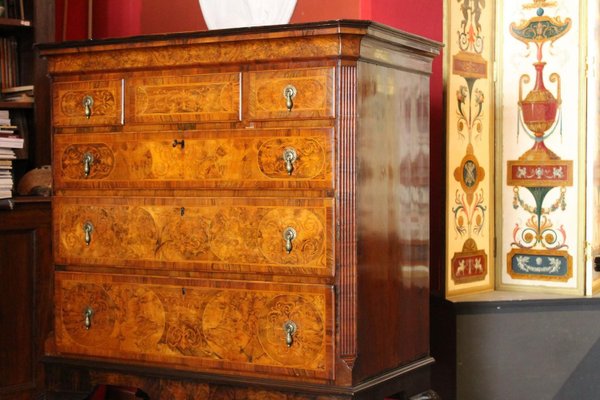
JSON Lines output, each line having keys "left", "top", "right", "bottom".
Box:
{"left": 0, "top": 1, "right": 54, "bottom": 399}
{"left": 0, "top": 0, "right": 53, "bottom": 184}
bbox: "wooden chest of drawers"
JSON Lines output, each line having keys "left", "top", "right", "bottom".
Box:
{"left": 39, "top": 20, "right": 441, "bottom": 399}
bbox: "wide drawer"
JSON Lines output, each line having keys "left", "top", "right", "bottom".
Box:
{"left": 53, "top": 129, "right": 333, "bottom": 190}
{"left": 54, "top": 196, "right": 334, "bottom": 277}
{"left": 55, "top": 271, "right": 334, "bottom": 380}
{"left": 126, "top": 72, "right": 241, "bottom": 124}
{"left": 52, "top": 79, "right": 124, "bottom": 127}
{"left": 246, "top": 67, "right": 335, "bottom": 120}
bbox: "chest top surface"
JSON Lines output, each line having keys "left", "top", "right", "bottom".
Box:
{"left": 38, "top": 20, "right": 441, "bottom": 75}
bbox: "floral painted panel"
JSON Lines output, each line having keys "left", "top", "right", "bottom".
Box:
{"left": 500, "top": 0, "right": 583, "bottom": 292}
{"left": 446, "top": 0, "right": 495, "bottom": 296}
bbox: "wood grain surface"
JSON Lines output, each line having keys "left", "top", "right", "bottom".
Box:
{"left": 41, "top": 20, "right": 441, "bottom": 398}
{"left": 52, "top": 79, "right": 124, "bottom": 127}
{"left": 55, "top": 271, "right": 334, "bottom": 380}
{"left": 54, "top": 196, "right": 334, "bottom": 277}
{"left": 53, "top": 129, "right": 333, "bottom": 190}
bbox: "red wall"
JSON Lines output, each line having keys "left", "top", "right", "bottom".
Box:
{"left": 56, "top": 0, "right": 364, "bottom": 40}
{"left": 139, "top": 0, "right": 205, "bottom": 35}
{"left": 291, "top": 0, "right": 361, "bottom": 22}
{"left": 55, "top": 0, "right": 88, "bottom": 41}
{"left": 56, "top": 0, "right": 144, "bottom": 41}
{"left": 94, "top": 0, "right": 143, "bottom": 39}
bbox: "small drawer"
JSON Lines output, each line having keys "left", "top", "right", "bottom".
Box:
{"left": 52, "top": 79, "right": 124, "bottom": 127}
{"left": 55, "top": 271, "right": 334, "bottom": 380}
{"left": 246, "top": 67, "right": 335, "bottom": 120}
{"left": 127, "top": 72, "right": 241, "bottom": 124}
{"left": 53, "top": 129, "right": 334, "bottom": 191}
{"left": 54, "top": 196, "right": 334, "bottom": 277}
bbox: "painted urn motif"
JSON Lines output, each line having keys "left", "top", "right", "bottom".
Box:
{"left": 520, "top": 62, "right": 559, "bottom": 138}
{"left": 511, "top": 7, "right": 570, "bottom": 161}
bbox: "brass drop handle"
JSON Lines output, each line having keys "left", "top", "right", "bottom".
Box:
{"left": 84, "top": 307, "right": 94, "bottom": 330}
{"left": 283, "top": 148, "right": 297, "bottom": 176}
{"left": 83, "top": 221, "right": 94, "bottom": 246}
{"left": 82, "top": 152, "right": 94, "bottom": 177}
{"left": 283, "top": 85, "right": 297, "bottom": 112}
{"left": 83, "top": 95, "right": 94, "bottom": 119}
{"left": 283, "top": 227, "right": 297, "bottom": 254}
{"left": 172, "top": 139, "right": 185, "bottom": 149}
{"left": 283, "top": 321, "right": 297, "bottom": 347}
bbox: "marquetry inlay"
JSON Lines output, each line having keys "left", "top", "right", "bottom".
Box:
{"left": 56, "top": 272, "right": 333, "bottom": 379}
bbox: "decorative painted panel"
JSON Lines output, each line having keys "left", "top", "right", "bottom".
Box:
{"left": 499, "top": 0, "right": 583, "bottom": 293}
{"left": 445, "top": 0, "right": 597, "bottom": 296}
{"left": 445, "top": 0, "right": 495, "bottom": 296}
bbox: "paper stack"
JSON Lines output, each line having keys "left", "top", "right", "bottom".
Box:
{"left": 0, "top": 109, "right": 23, "bottom": 199}
{"left": 1, "top": 85, "right": 33, "bottom": 103}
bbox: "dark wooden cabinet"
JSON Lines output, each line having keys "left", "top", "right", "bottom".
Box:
{"left": 0, "top": 200, "right": 52, "bottom": 400}
{"left": 0, "top": 1, "right": 54, "bottom": 399}
{"left": 39, "top": 21, "right": 441, "bottom": 399}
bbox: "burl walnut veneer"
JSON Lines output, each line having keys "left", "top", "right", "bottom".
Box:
{"left": 38, "top": 20, "right": 441, "bottom": 399}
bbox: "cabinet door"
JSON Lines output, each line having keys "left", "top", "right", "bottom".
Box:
{"left": 55, "top": 271, "right": 335, "bottom": 381}
{"left": 54, "top": 196, "right": 334, "bottom": 278}
{"left": 0, "top": 203, "right": 52, "bottom": 399}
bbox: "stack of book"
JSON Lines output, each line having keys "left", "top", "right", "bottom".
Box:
{"left": 0, "top": 109, "right": 23, "bottom": 199}
{"left": 1, "top": 85, "right": 33, "bottom": 102}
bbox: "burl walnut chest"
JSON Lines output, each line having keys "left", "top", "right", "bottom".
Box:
{"left": 39, "top": 21, "right": 441, "bottom": 399}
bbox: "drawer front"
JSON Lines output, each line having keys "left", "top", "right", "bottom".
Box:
{"left": 53, "top": 79, "right": 124, "bottom": 127}
{"left": 127, "top": 72, "right": 241, "bottom": 124}
{"left": 54, "top": 197, "right": 334, "bottom": 277}
{"left": 53, "top": 129, "right": 333, "bottom": 190}
{"left": 247, "top": 68, "right": 335, "bottom": 120}
{"left": 55, "top": 271, "right": 334, "bottom": 380}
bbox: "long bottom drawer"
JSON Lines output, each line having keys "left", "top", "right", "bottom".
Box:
{"left": 54, "top": 271, "right": 334, "bottom": 381}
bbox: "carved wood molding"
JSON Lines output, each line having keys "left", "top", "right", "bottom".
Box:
{"left": 337, "top": 65, "right": 357, "bottom": 369}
